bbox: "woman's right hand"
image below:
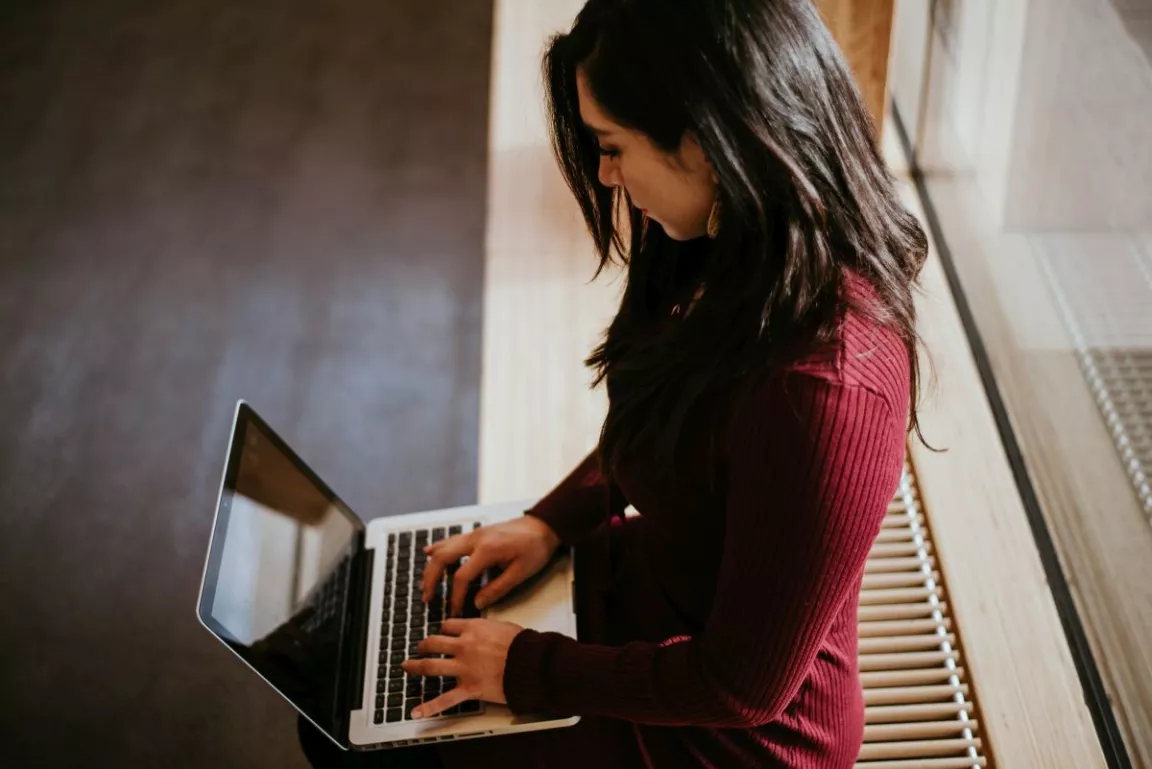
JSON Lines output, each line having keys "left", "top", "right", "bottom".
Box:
{"left": 421, "top": 515, "right": 562, "bottom": 616}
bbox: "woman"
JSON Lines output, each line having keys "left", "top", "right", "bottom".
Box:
{"left": 300, "top": 0, "right": 926, "bottom": 766}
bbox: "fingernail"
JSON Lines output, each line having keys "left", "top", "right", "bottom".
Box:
{"left": 412, "top": 709, "right": 423, "bottom": 719}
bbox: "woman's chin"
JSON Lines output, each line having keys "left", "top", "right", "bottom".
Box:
{"left": 648, "top": 215, "right": 706, "bottom": 242}
{"left": 662, "top": 226, "right": 705, "bottom": 242}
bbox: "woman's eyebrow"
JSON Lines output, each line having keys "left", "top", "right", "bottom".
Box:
{"left": 583, "top": 122, "right": 613, "bottom": 137}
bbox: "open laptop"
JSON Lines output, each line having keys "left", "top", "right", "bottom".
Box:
{"left": 197, "top": 401, "right": 580, "bottom": 751}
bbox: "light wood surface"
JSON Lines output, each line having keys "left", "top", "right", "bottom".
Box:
{"left": 480, "top": 0, "right": 1107, "bottom": 765}
{"left": 895, "top": 162, "right": 1108, "bottom": 766}
{"left": 814, "top": 0, "right": 896, "bottom": 131}
{"left": 479, "top": 0, "right": 621, "bottom": 504}
{"left": 904, "top": 5, "right": 1152, "bottom": 760}
{"left": 920, "top": 174, "right": 1152, "bottom": 766}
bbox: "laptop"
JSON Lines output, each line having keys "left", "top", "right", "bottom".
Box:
{"left": 197, "top": 402, "right": 580, "bottom": 751}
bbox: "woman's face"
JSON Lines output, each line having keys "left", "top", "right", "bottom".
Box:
{"left": 577, "top": 69, "right": 718, "bottom": 241}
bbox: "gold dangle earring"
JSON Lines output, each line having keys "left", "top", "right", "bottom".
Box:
{"left": 706, "top": 194, "right": 721, "bottom": 239}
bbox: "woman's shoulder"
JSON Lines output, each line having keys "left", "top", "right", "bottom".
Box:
{"left": 783, "top": 273, "right": 911, "bottom": 416}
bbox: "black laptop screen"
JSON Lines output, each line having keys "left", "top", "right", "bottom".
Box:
{"left": 199, "top": 405, "right": 362, "bottom": 739}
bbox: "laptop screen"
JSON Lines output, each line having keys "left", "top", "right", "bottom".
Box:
{"left": 199, "top": 404, "right": 363, "bottom": 741}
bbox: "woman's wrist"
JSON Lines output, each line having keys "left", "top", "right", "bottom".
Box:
{"left": 523, "top": 511, "right": 563, "bottom": 551}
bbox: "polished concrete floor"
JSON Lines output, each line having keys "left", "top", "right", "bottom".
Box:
{"left": 0, "top": 1, "right": 491, "bottom": 766}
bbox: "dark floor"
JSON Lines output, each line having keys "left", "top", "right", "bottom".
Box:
{"left": 0, "top": 1, "right": 491, "bottom": 766}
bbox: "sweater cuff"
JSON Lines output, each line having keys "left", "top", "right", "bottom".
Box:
{"left": 503, "top": 628, "right": 556, "bottom": 715}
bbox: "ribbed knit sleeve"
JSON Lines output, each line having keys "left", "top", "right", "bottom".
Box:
{"left": 503, "top": 373, "right": 904, "bottom": 727}
{"left": 526, "top": 451, "right": 626, "bottom": 547}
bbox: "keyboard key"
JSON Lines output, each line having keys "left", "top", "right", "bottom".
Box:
{"left": 449, "top": 525, "right": 462, "bottom": 537}
{"left": 444, "top": 704, "right": 462, "bottom": 717}
{"left": 406, "top": 681, "right": 422, "bottom": 698}
{"left": 473, "top": 521, "right": 482, "bottom": 530}
{"left": 376, "top": 694, "right": 384, "bottom": 708}
{"left": 388, "top": 679, "right": 403, "bottom": 694}
{"left": 432, "top": 527, "right": 445, "bottom": 541}
{"left": 409, "top": 627, "right": 424, "bottom": 641}
{"left": 377, "top": 679, "right": 387, "bottom": 693}
{"left": 459, "top": 700, "right": 481, "bottom": 714}
{"left": 427, "top": 622, "right": 441, "bottom": 635}
{"left": 408, "top": 642, "right": 421, "bottom": 656}
{"left": 378, "top": 650, "right": 387, "bottom": 664}
{"left": 388, "top": 664, "right": 405, "bottom": 679}
{"left": 405, "top": 698, "right": 421, "bottom": 720}
{"left": 374, "top": 709, "right": 384, "bottom": 724}
{"left": 387, "top": 693, "right": 403, "bottom": 708}
{"left": 443, "top": 677, "right": 457, "bottom": 691}
{"left": 390, "top": 638, "right": 405, "bottom": 653}
{"left": 416, "top": 531, "right": 429, "bottom": 545}
{"left": 378, "top": 665, "right": 387, "bottom": 679}
{"left": 386, "top": 707, "right": 403, "bottom": 723}
{"left": 399, "top": 532, "right": 413, "bottom": 547}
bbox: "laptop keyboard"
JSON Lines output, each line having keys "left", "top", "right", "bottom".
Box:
{"left": 373, "top": 522, "right": 487, "bottom": 726}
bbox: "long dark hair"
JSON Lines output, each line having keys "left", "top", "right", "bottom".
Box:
{"left": 544, "top": 0, "right": 928, "bottom": 476}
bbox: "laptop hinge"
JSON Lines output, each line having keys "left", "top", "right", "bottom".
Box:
{"left": 335, "top": 538, "right": 373, "bottom": 739}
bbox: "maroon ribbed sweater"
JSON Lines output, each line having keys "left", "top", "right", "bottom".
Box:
{"left": 501, "top": 295, "right": 910, "bottom": 768}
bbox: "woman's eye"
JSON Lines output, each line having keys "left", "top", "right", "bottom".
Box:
{"left": 597, "top": 146, "right": 621, "bottom": 159}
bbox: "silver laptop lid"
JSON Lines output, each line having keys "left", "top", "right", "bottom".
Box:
{"left": 197, "top": 402, "right": 365, "bottom": 747}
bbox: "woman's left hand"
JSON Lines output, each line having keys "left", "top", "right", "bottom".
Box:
{"left": 401, "top": 618, "right": 524, "bottom": 718}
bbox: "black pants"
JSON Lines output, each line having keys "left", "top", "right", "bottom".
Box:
{"left": 297, "top": 716, "right": 444, "bottom": 769}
